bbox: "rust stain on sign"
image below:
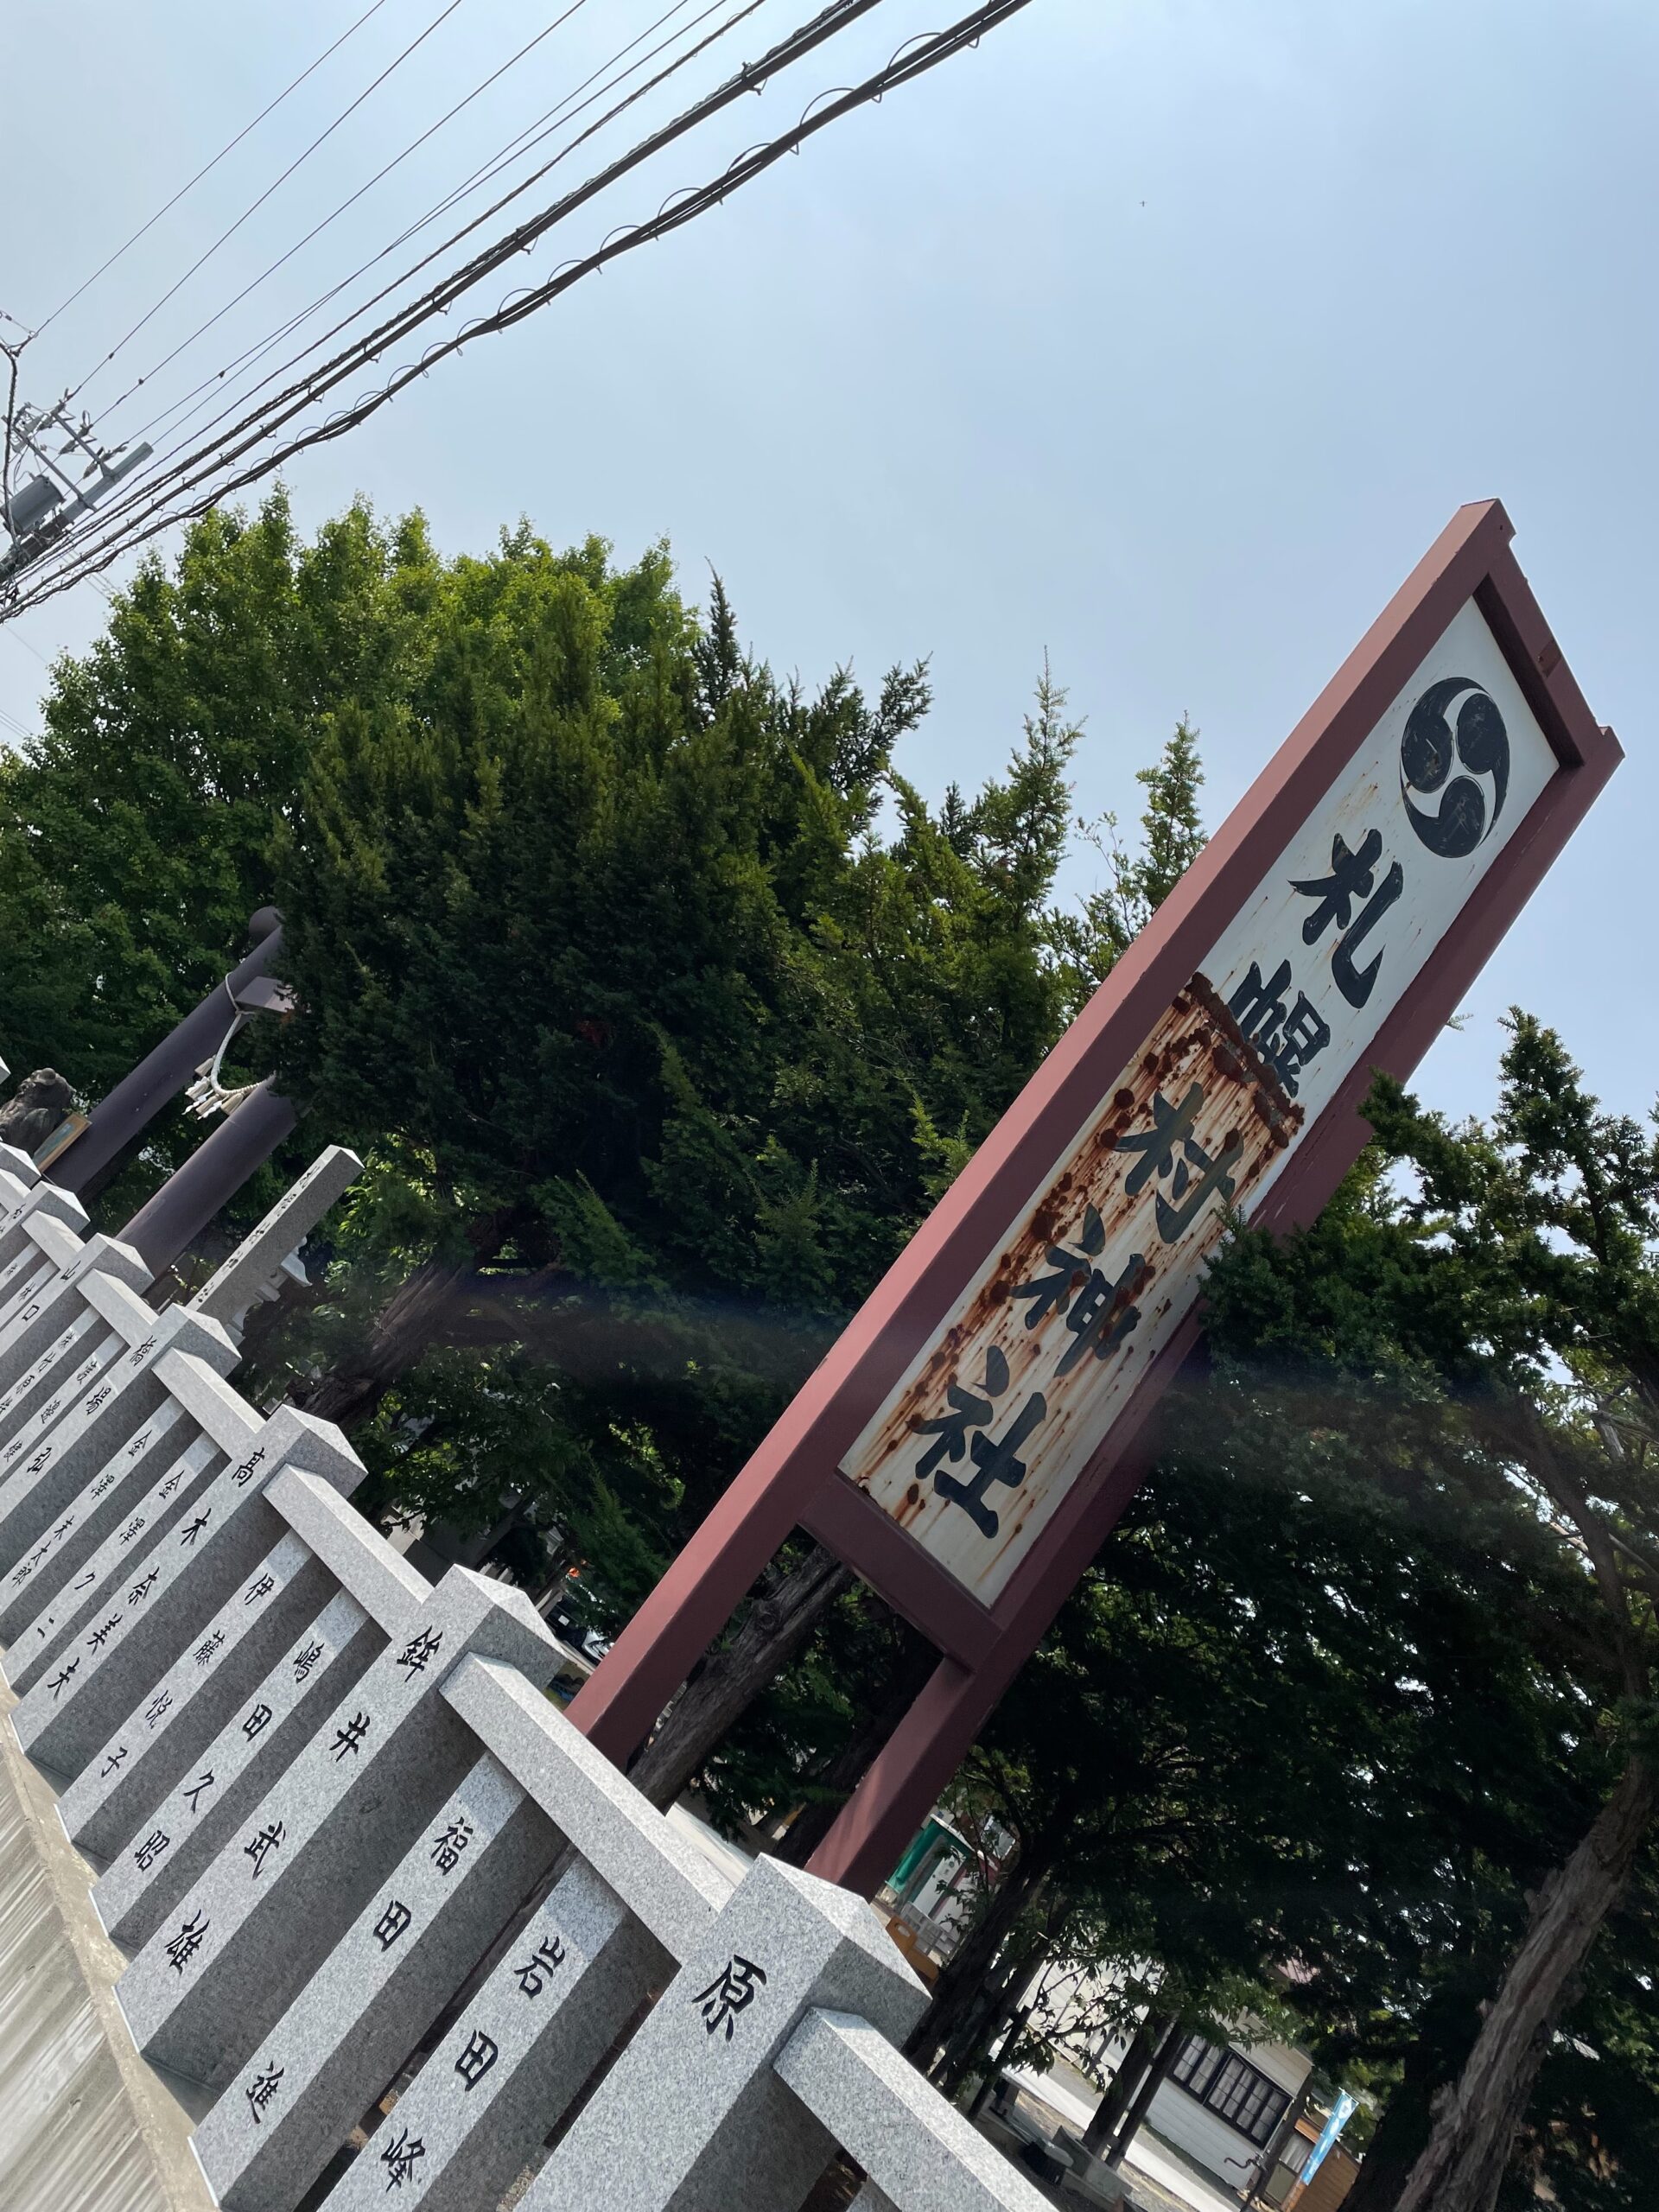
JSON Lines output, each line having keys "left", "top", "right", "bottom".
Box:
{"left": 842, "top": 973, "right": 1298, "bottom": 1601}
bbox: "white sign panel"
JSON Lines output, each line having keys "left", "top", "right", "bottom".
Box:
{"left": 840, "top": 598, "right": 1557, "bottom": 1600}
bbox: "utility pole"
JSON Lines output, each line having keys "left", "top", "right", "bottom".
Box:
{"left": 0, "top": 388, "right": 151, "bottom": 591}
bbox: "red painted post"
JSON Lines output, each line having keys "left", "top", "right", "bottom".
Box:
{"left": 569, "top": 503, "right": 1621, "bottom": 1891}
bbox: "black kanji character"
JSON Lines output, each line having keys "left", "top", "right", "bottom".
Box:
{"left": 910, "top": 1345, "right": 1011, "bottom": 1481}
{"left": 933, "top": 1388, "right": 1048, "bottom": 1540}
{"left": 330, "top": 1712, "right": 371, "bottom": 1760}
{"left": 1291, "top": 828, "right": 1405, "bottom": 1007}
{"left": 693, "top": 1955, "right": 768, "bottom": 2042}
{"left": 514, "top": 1935, "right": 567, "bottom": 1997}
{"left": 183, "top": 1770, "right": 215, "bottom": 1814}
{"left": 1010, "top": 1203, "right": 1105, "bottom": 1328}
{"left": 380, "top": 2129, "right": 426, "bottom": 2189}
{"left": 133, "top": 1828, "right": 168, "bottom": 1872}
{"left": 1227, "top": 960, "right": 1331, "bottom": 1095}
{"left": 430, "top": 1816, "right": 474, "bottom": 1875}
{"left": 373, "top": 1899, "right": 413, "bottom": 1951}
{"left": 244, "top": 1821, "right": 284, "bottom": 1877}
{"left": 1115, "top": 1084, "right": 1243, "bottom": 1239}
{"left": 165, "top": 1912, "right": 209, "bottom": 1974}
{"left": 245, "top": 2063, "right": 283, "bottom": 2123}
{"left": 454, "top": 2029, "right": 499, "bottom": 2090}
{"left": 395, "top": 1626, "right": 444, "bottom": 1678}
{"left": 1054, "top": 1250, "right": 1148, "bottom": 1376}
{"left": 1116, "top": 1084, "right": 1206, "bottom": 1198}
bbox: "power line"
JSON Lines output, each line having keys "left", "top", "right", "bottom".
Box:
{"left": 35, "top": 0, "right": 396, "bottom": 340}
{"left": 29, "top": 0, "right": 889, "bottom": 582}
{"left": 64, "top": 0, "right": 475, "bottom": 404}
{"left": 8, "top": 0, "right": 1034, "bottom": 620}
{"left": 116, "top": 0, "right": 747, "bottom": 464}
{"left": 96, "top": 0, "right": 600, "bottom": 423}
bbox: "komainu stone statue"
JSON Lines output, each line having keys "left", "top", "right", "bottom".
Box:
{"left": 0, "top": 1067, "right": 74, "bottom": 1155}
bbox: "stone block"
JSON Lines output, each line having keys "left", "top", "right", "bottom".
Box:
{"left": 9, "top": 1409, "right": 360, "bottom": 1777}
{"left": 257, "top": 1462, "right": 431, "bottom": 1633}
{"left": 92, "top": 1588, "right": 379, "bottom": 1953}
{"left": 0, "top": 1168, "right": 86, "bottom": 1277}
{"left": 64, "top": 1469, "right": 429, "bottom": 1870}
{"left": 188, "top": 1147, "right": 361, "bottom": 1334}
{"left": 0, "top": 1229, "right": 149, "bottom": 1387}
{"left": 0, "top": 1239, "right": 54, "bottom": 1314}
{"left": 321, "top": 1855, "right": 671, "bottom": 2212}
{"left": 1, "top": 1353, "right": 264, "bottom": 1672}
{"left": 3, "top": 1402, "right": 207, "bottom": 1666}
{"left": 56, "top": 1528, "right": 332, "bottom": 1860}
{"left": 519, "top": 1854, "right": 928, "bottom": 2212}
{"left": 194, "top": 1752, "right": 557, "bottom": 2212}
{"left": 0, "top": 1309, "right": 119, "bottom": 1477}
{"left": 0, "top": 1297, "right": 237, "bottom": 1575}
{"left": 778, "top": 2009, "right": 1053, "bottom": 2212}
{"left": 440, "top": 1652, "right": 729, "bottom": 1955}
{"left": 118, "top": 1567, "right": 559, "bottom": 2089}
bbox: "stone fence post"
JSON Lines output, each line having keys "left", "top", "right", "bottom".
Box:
{"left": 0, "top": 1165, "right": 1064, "bottom": 2212}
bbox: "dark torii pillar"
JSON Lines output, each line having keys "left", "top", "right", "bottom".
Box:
{"left": 55, "top": 906, "right": 286, "bottom": 1198}
{"left": 118, "top": 1077, "right": 298, "bottom": 1286}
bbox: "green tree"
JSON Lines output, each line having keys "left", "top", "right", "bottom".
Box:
{"left": 0, "top": 493, "right": 435, "bottom": 1107}
{"left": 1193, "top": 1022, "right": 1659, "bottom": 2212}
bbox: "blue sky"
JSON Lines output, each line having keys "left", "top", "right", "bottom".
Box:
{"left": 2, "top": 0, "right": 1652, "bottom": 1131}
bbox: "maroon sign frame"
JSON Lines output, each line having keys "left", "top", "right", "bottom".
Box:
{"left": 568, "top": 501, "right": 1620, "bottom": 1895}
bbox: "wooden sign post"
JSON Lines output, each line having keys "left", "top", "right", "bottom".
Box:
{"left": 568, "top": 502, "right": 1621, "bottom": 1895}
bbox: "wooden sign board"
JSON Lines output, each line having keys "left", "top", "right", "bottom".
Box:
{"left": 569, "top": 502, "right": 1621, "bottom": 1895}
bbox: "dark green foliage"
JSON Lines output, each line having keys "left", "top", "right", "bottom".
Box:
{"left": 260, "top": 518, "right": 1200, "bottom": 1597}
{"left": 1182, "top": 1023, "right": 1659, "bottom": 2209}
{"left": 0, "top": 495, "right": 438, "bottom": 1103}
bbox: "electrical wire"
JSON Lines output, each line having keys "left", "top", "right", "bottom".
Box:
{"left": 115, "top": 0, "right": 745, "bottom": 457}
{"left": 35, "top": 0, "right": 396, "bottom": 340}
{"left": 96, "top": 0, "right": 600, "bottom": 422}
{"left": 10, "top": 0, "right": 1034, "bottom": 615}
{"left": 22, "top": 0, "right": 868, "bottom": 573}
{"left": 64, "top": 0, "right": 475, "bottom": 404}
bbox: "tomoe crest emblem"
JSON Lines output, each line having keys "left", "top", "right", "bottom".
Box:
{"left": 1400, "top": 677, "right": 1509, "bottom": 859}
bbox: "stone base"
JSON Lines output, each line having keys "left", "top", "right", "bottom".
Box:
{"left": 0, "top": 1675, "right": 213, "bottom": 2212}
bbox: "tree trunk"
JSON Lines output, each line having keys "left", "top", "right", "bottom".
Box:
{"left": 1395, "top": 1751, "right": 1657, "bottom": 2212}
{"left": 1338, "top": 2045, "right": 1440, "bottom": 2212}
{"left": 960, "top": 1946, "right": 1052, "bottom": 2114}
{"left": 1084, "top": 2009, "right": 1173, "bottom": 2157}
{"left": 905, "top": 1849, "right": 1052, "bottom": 2075}
{"left": 1108, "top": 2014, "right": 1182, "bottom": 2169}
{"left": 298, "top": 1258, "right": 479, "bottom": 1432}
{"left": 935, "top": 1925, "right": 1046, "bottom": 2100}
{"left": 625, "top": 1545, "right": 854, "bottom": 1809}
